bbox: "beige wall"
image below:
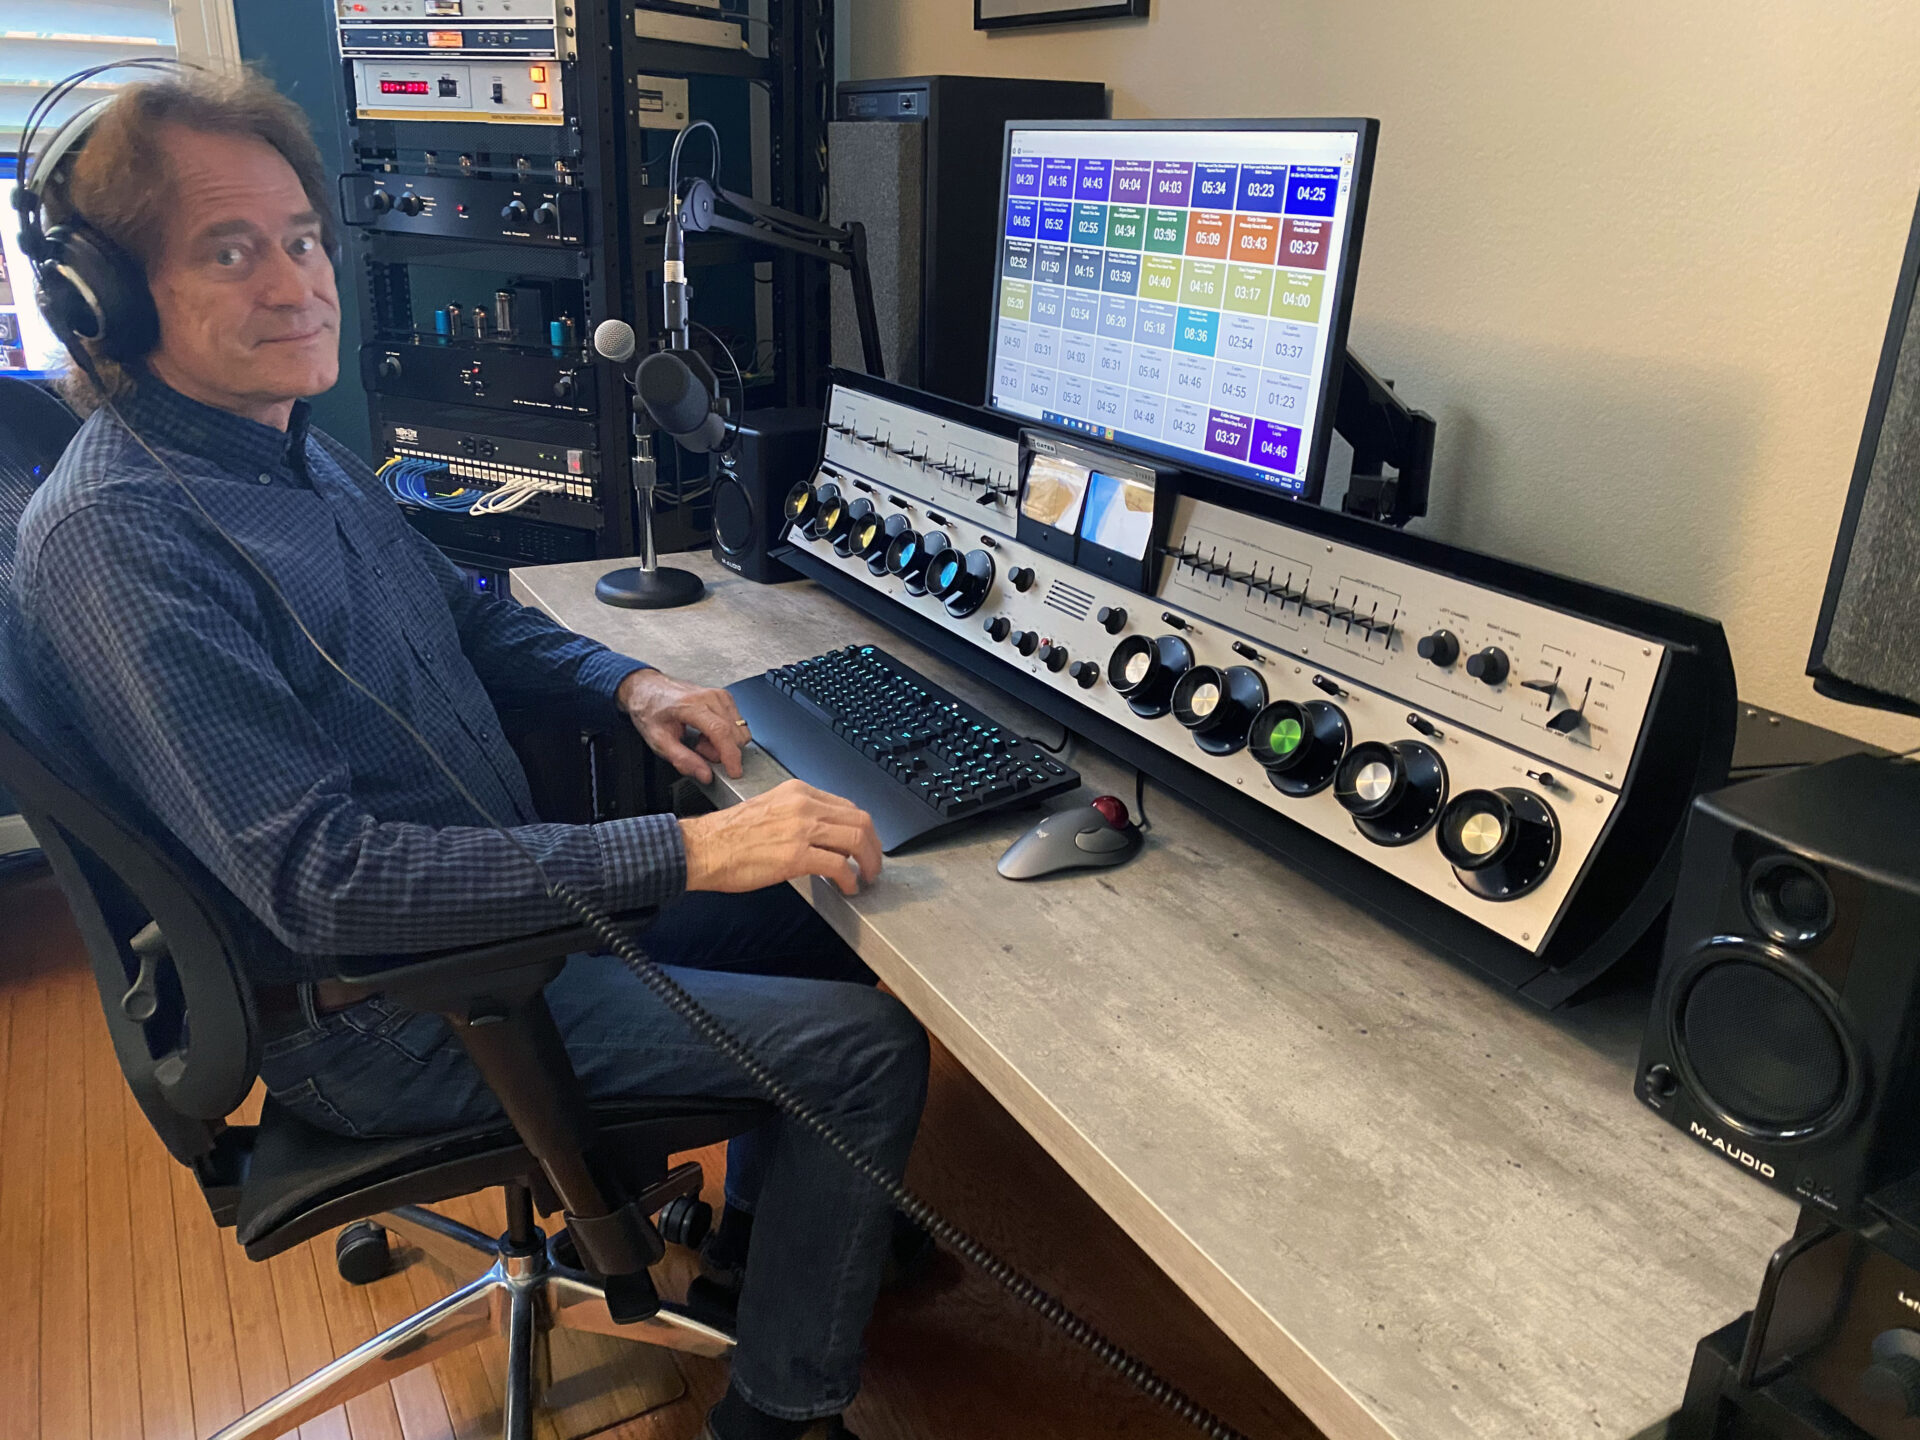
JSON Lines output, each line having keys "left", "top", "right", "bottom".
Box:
{"left": 850, "top": 1, "right": 1920, "bottom": 750}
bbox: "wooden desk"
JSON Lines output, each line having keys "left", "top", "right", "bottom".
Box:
{"left": 513, "top": 554, "right": 1794, "bottom": 1440}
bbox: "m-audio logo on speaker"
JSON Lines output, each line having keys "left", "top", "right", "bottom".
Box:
{"left": 1686, "top": 1121, "right": 1776, "bottom": 1179}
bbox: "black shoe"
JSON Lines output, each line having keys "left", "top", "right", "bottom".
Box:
{"left": 880, "top": 1211, "right": 937, "bottom": 1293}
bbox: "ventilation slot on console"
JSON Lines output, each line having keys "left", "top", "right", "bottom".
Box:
{"left": 1045, "top": 580, "right": 1095, "bottom": 622}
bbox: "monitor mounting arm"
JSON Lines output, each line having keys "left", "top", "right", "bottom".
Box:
{"left": 1335, "top": 350, "right": 1435, "bottom": 528}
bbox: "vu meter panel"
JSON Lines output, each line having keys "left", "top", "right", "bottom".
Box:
{"left": 338, "top": 0, "right": 569, "bottom": 123}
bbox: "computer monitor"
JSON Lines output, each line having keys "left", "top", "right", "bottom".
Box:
{"left": 987, "top": 119, "right": 1378, "bottom": 503}
{"left": 0, "top": 157, "right": 69, "bottom": 380}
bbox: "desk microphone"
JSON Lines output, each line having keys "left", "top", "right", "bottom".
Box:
{"left": 593, "top": 318, "right": 727, "bottom": 456}
{"left": 591, "top": 317, "right": 636, "bottom": 365}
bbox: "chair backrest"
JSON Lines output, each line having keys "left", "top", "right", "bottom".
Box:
{"left": 0, "top": 376, "right": 80, "bottom": 637}
{"left": 0, "top": 689, "right": 260, "bottom": 1166}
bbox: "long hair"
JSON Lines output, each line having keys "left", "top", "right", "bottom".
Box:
{"left": 38, "top": 68, "right": 337, "bottom": 413}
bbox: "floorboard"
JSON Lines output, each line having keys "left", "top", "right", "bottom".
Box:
{"left": 3, "top": 866, "right": 1318, "bottom": 1440}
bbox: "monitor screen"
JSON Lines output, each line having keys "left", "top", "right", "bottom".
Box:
{"left": 1079, "top": 467, "right": 1155, "bottom": 560}
{"left": 987, "top": 120, "right": 1376, "bottom": 502}
{"left": 0, "top": 158, "right": 69, "bottom": 379}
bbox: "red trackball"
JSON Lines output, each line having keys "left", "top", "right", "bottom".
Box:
{"left": 1091, "top": 795, "right": 1130, "bottom": 829}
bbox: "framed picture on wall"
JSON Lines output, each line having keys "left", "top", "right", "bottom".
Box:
{"left": 975, "top": 0, "right": 1148, "bottom": 30}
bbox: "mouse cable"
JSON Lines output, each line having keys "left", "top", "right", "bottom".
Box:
{"left": 95, "top": 392, "right": 1252, "bottom": 1440}
{"left": 1133, "top": 766, "right": 1154, "bottom": 832}
{"left": 1027, "top": 721, "right": 1073, "bottom": 755}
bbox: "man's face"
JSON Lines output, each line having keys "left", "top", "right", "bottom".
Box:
{"left": 143, "top": 125, "right": 340, "bottom": 422}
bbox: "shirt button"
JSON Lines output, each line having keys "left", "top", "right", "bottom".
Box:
{"left": 257, "top": 472, "right": 272, "bottom": 485}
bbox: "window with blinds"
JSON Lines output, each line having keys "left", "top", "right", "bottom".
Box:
{"left": 0, "top": 0, "right": 181, "bottom": 142}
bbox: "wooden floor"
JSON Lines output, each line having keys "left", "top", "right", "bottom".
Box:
{"left": 0, "top": 866, "right": 1319, "bottom": 1440}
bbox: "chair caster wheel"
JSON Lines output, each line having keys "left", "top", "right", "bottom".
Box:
{"left": 336, "top": 1221, "right": 392, "bottom": 1285}
{"left": 660, "top": 1196, "right": 712, "bottom": 1249}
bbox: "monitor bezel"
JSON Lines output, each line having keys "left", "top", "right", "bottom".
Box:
{"left": 0, "top": 155, "right": 61, "bottom": 381}
{"left": 985, "top": 116, "right": 1380, "bottom": 508}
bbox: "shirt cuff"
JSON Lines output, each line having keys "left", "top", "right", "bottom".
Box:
{"left": 592, "top": 812, "right": 688, "bottom": 910}
{"left": 577, "top": 648, "right": 651, "bottom": 722}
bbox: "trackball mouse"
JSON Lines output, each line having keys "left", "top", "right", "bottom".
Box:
{"left": 997, "top": 795, "right": 1144, "bottom": 880}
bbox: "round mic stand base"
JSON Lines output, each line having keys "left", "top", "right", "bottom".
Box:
{"left": 595, "top": 564, "right": 705, "bottom": 609}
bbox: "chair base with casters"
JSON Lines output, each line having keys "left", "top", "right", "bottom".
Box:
{"left": 213, "top": 1182, "right": 737, "bottom": 1440}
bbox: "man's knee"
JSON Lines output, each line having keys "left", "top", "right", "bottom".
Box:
{"left": 833, "top": 985, "right": 930, "bottom": 1128}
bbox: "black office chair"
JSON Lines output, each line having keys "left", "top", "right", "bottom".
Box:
{"left": 0, "top": 689, "right": 769, "bottom": 1440}
{"left": 0, "top": 374, "right": 79, "bottom": 868}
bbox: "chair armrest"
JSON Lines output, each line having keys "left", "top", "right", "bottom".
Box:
{"left": 326, "top": 908, "right": 657, "bottom": 999}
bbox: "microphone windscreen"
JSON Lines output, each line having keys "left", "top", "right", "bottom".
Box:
{"left": 685, "top": 409, "right": 729, "bottom": 454}
{"left": 593, "top": 318, "right": 636, "bottom": 364}
{"left": 636, "top": 350, "right": 718, "bottom": 438}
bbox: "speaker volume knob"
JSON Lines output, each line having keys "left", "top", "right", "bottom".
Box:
{"left": 1009, "top": 566, "right": 1036, "bottom": 592}
{"left": 1416, "top": 629, "right": 1459, "bottom": 667}
{"left": 984, "top": 616, "right": 1012, "bottom": 643}
{"left": 1069, "top": 660, "right": 1101, "bottom": 689}
{"left": 1098, "top": 605, "right": 1128, "bottom": 634}
{"left": 1861, "top": 1334, "right": 1920, "bottom": 1422}
{"left": 1466, "top": 647, "right": 1510, "bottom": 686}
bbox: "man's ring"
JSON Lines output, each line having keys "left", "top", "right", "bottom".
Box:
{"left": 736, "top": 720, "right": 751, "bottom": 728}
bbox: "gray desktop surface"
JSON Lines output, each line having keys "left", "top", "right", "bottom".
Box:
{"left": 512, "top": 554, "right": 1793, "bottom": 1440}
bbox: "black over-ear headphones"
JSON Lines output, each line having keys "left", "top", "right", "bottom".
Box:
{"left": 12, "top": 59, "right": 197, "bottom": 365}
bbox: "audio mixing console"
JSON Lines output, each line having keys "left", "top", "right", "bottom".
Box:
{"left": 777, "top": 370, "right": 1737, "bottom": 1006}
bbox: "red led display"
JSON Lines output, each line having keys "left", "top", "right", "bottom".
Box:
{"left": 380, "top": 80, "right": 432, "bottom": 95}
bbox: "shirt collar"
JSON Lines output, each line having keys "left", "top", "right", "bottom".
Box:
{"left": 117, "top": 379, "right": 314, "bottom": 488}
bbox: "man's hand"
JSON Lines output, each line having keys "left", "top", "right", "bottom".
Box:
{"left": 681, "top": 780, "right": 883, "bottom": 897}
{"left": 617, "top": 668, "right": 748, "bottom": 783}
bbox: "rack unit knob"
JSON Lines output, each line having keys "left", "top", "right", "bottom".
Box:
{"left": 1335, "top": 740, "right": 1448, "bottom": 846}
{"left": 984, "top": 616, "right": 1012, "bottom": 643}
{"left": 1171, "top": 665, "right": 1268, "bottom": 756}
{"left": 1098, "top": 605, "right": 1128, "bottom": 635}
{"left": 1107, "top": 635, "right": 1195, "bottom": 719}
{"left": 1010, "top": 629, "right": 1040, "bottom": 657}
{"left": 1416, "top": 630, "right": 1459, "bottom": 667}
{"left": 1437, "top": 788, "right": 1561, "bottom": 900}
{"left": 1038, "top": 642, "right": 1070, "bottom": 673}
{"left": 1466, "top": 647, "right": 1510, "bottom": 686}
{"left": 929, "top": 547, "right": 996, "bottom": 618}
{"left": 1249, "top": 699, "right": 1349, "bottom": 796}
{"left": 1009, "top": 566, "right": 1036, "bottom": 593}
{"left": 1068, "top": 660, "right": 1101, "bottom": 689}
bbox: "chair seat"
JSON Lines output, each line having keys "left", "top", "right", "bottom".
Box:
{"left": 237, "top": 1092, "right": 770, "bottom": 1257}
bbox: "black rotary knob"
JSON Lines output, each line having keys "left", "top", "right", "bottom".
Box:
{"left": 552, "top": 374, "right": 576, "bottom": 400}
{"left": 533, "top": 200, "right": 561, "bottom": 229}
{"left": 368, "top": 190, "right": 395, "bottom": 214}
{"left": 1010, "top": 629, "right": 1040, "bottom": 657}
{"left": 1437, "top": 788, "right": 1560, "bottom": 900}
{"left": 396, "top": 192, "right": 425, "bottom": 216}
{"left": 783, "top": 478, "right": 821, "bottom": 532}
{"left": 885, "top": 529, "right": 947, "bottom": 595}
{"left": 1465, "top": 647, "right": 1510, "bottom": 686}
{"left": 837, "top": 497, "right": 876, "bottom": 556}
{"left": 848, "top": 505, "right": 887, "bottom": 563}
{"left": 1862, "top": 1332, "right": 1920, "bottom": 1422}
{"left": 1416, "top": 630, "right": 1459, "bottom": 667}
{"left": 867, "top": 512, "right": 909, "bottom": 574}
{"left": 1171, "top": 665, "right": 1268, "bottom": 756}
{"left": 1039, "top": 642, "right": 1070, "bottom": 673}
{"left": 984, "top": 616, "right": 1012, "bottom": 643}
{"left": 502, "top": 198, "right": 530, "bottom": 224}
{"left": 1098, "top": 605, "right": 1128, "bottom": 635}
{"left": 1249, "top": 699, "right": 1350, "bottom": 797}
{"left": 378, "top": 355, "right": 403, "bottom": 380}
{"left": 1107, "top": 635, "right": 1195, "bottom": 718}
{"left": 1009, "top": 566, "right": 1036, "bottom": 592}
{"left": 930, "top": 547, "right": 996, "bottom": 617}
{"left": 1069, "top": 660, "right": 1101, "bottom": 689}
{"left": 1336, "top": 740, "right": 1448, "bottom": 845}
{"left": 801, "top": 482, "right": 844, "bottom": 542}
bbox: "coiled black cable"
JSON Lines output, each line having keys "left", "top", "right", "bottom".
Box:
{"left": 550, "top": 879, "right": 1251, "bottom": 1440}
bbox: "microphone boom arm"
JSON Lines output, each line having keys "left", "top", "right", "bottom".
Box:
{"left": 668, "top": 180, "right": 887, "bottom": 380}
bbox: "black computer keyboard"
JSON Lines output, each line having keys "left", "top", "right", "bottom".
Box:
{"left": 728, "top": 644, "right": 1081, "bottom": 853}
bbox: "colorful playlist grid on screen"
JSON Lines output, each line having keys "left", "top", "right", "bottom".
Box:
{"left": 990, "top": 130, "right": 1358, "bottom": 496}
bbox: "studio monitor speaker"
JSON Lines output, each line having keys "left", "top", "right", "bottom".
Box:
{"left": 1637, "top": 753, "right": 1920, "bottom": 1223}
{"left": 1809, "top": 189, "right": 1920, "bottom": 718}
{"left": 710, "top": 409, "right": 822, "bottom": 584}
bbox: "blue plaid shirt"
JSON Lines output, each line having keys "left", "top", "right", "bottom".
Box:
{"left": 8, "top": 381, "right": 686, "bottom": 981}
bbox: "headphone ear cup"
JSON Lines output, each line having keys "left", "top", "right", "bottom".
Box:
{"left": 39, "top": 222, "right": 158, "bottom": 363}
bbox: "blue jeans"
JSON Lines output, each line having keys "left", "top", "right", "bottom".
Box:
{"left": 258, "top": 884, "right": 930, "bottom": 1420}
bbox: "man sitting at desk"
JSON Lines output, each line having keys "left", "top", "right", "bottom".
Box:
{"left": 6, "top": 70, "right": 923, "bottom": 1440}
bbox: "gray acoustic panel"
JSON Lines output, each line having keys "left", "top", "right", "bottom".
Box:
{"left": 829, "top": 120, "right": 924, "bottom": 387}
{"left": 1811, "top": 194, "right": 1920, "bottom": 715}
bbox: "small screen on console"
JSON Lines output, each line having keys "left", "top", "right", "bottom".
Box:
{"left": 988, "top": 120, "right": 1376, "bottom": 503}
{"left": 1021, "top": 451, "right": 1091, "bottom": 534}
{"left": 1079, "top": 470, "right": 1155, "bottom": 560}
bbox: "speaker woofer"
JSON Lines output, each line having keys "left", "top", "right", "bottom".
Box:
{"left": 1673, "top": 946, "right": 1855, "bottom": 1140}
{"left": 1746, "top": 856, "right": 1837, "bottom": 949}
